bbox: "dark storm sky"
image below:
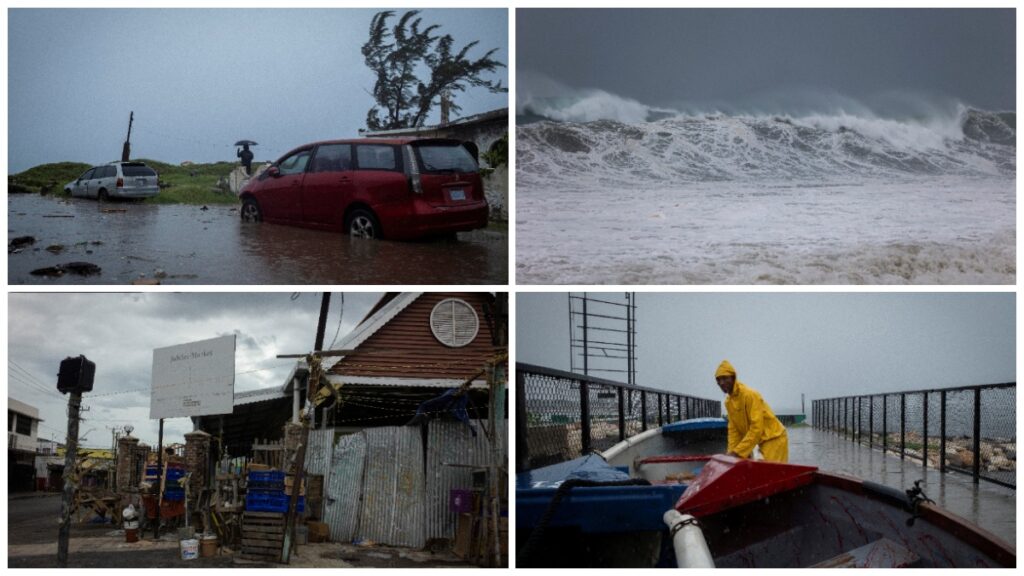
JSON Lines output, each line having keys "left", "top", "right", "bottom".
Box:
{"left": 517, "top": 9, "right": 1016, "bottom": 113}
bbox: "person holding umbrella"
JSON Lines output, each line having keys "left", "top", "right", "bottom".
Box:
{"left": 235, "top": 140, "right": 257, "bottom": 175}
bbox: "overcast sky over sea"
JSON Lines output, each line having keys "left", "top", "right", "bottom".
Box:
{"left": 518, "top": 9, "right": 1015, "bottom": 118}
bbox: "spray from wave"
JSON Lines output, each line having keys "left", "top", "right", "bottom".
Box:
{"left": 519, "top": 74, "right": 1015, "bottom": 185}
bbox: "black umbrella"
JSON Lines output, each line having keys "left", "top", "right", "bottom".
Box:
{"left": 234, "top": 140, "right": 258, "bottom": 146}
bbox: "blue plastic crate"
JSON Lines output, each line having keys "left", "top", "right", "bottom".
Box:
{"left": 245, "top": 491, "right": 304, "bottom": 513}
{"left": 248, "top": 470, "right": 285, "bottom": 484}
{"left": 164, "top": 488, "right": 185, "bottom": 502}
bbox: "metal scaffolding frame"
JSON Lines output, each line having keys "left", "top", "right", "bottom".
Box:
{"left": 568, "top": 293, "right": 637, "bottom": 386}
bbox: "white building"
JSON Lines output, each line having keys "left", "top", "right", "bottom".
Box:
{"left": 8, "top": 397, "right": 43, "bottom": 491}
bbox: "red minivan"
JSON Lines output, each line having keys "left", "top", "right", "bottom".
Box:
{"left": 239, "top": 138, "right": 489, "bottom": 239}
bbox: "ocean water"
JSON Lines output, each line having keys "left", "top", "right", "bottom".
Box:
{"left": 516, "top": 109, "right": 1016, "bottom": 284}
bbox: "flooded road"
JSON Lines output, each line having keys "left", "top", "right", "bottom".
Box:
{"left": 788, "top": 426, "right": 1015, "bottom": 544}
{"left": 8, "top": 195, "right": 507, "bottom": 284}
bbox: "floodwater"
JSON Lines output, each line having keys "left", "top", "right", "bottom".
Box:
{"left": 787, "top": 426, "right": 1015, "bottom": 544}
{"left": 8, "top": 194, "right": 507, "bottom": 284}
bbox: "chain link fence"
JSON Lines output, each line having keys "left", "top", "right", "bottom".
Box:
{"left": 813, "top": 383, "right": 1015, "bottom": 488}
{"left": 516, "top": 363, "right": 722, "bottom": 472}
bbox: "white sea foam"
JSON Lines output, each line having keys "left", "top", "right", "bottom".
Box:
{"left": 517, "top": 179, "right": 1015, "bottom": 285}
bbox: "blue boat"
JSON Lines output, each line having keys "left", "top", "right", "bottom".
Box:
{"left": 517, "top": 418, "right": 1014, "bottom": 568}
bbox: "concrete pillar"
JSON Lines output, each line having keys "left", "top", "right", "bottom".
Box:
{"left": 184, "top": 430, "right": 212, "bottom": 494}
{"left": 116, "top": 436, "right": 140, "bottom": 492}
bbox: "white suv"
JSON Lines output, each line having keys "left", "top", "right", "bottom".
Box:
{"left": 64, "top": 161, "right": 159, "bottom": 200}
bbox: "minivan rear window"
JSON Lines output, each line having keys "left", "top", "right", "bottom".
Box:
{"left": 413, "top": 143, "right": 478, "bottom": 174}
{"left": 122, "top": 165, "right": 156, "bottom": 177}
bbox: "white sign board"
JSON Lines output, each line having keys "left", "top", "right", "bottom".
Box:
{"left": 151, "top": 335, "right": 236, "bottom": 419}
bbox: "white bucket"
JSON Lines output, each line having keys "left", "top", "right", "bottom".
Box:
{"left": 180, "top": 538, "right": 199, "bottom": 561}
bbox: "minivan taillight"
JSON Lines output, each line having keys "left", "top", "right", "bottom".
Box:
{"left": 404, "top": 145, "right": 422, "bottom": 194}
{"left": 116, "top": 177, "right": 124, "bottom": 188}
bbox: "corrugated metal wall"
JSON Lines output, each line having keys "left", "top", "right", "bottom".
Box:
{"left": 356, "top": 426, "right": 426, "bottom": 548}
{"left": 303, "top": 421, "right": 507, "bottom": 547}
{"left": 306, "top": 428, "right": 334, "bottom": 479}
{"left": 323, "top": 432, "right": 367, "bottom": 543}
{"left": 425, "top": 420, "right": 507, "bottom": 542}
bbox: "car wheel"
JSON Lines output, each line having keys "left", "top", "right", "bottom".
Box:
{"left": 240, "top": 198, "right": 262, "bottom": 222}
{"left": 347, "top": 208, "right": 381, "bottom": 239}
{"left": 98, "top": 189, "right": 108, "bottom": 202}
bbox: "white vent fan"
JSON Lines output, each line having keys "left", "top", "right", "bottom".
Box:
{"left": 430, "top": 298, "right": 479, "bottom": 348}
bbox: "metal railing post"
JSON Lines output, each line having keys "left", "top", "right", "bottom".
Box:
{"left": 515, "top": 369, "right": 529, "bottom": 472}
{"left": 900, "top": 393, "right": 906, "bottom": 460}
{"left": 617, "top": 386, "right": 625, "bottom": 442}
{"left": 579, "top": 376, "right": 591, "bottom": 455}
{"left": 869, "top": 396, "right": 874, "bottom": 448}
{"left": 922, "top": 391, "right": 929, "bottom": 469}
{"left": 940, "top": 389, "right": 946, "bottom": 473}
{"left": 843, "top": 397, "right": 848, "bottom": 439}
{"left": 973, "top": 387, "right": 981, "bottom": 484}
{"left": 641, "top": 390, "right": 648, "bottom": 432}
{"left": 856, "top": 397, "right": 862, "bottom": 444}
{"left": 882, "top": 394, "right": 887, "bottom": 454}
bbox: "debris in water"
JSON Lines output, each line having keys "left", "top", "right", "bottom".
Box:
{"left": 63, "top": 262, "right": 102, "bottom": 276}
{"left": 46, "top": 244, "right": 65, "bottom": 254}
{"left": 30, "top": 266, "right": 64, "bottom": 277}
{"left": 32, "top": 262, "right": 102, "bottom": 277}
{"left": 9, "top": 236, "right": 36, "bottom": 252}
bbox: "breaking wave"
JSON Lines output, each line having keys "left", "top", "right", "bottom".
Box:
{"left": 517, "top": 108, "right": 1015, "bottom": 186}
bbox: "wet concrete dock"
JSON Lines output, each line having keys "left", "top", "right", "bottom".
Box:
{"left": 787, "top": 426, "right": 1015, "bottom": 545}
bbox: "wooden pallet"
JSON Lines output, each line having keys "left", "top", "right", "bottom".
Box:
{"left": 240, "top": 511, "right": 284, "bottom": 562}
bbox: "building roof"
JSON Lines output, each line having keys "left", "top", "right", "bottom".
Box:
{"left": 361, "top": 108, "right": 509, "bottom": 138}
{"left": 8, "top": 397, "right": 41, "bottom": 421}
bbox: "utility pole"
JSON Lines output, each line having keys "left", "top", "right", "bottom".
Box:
{"left": 121, "top": 111, "right": 134, "bottom": 162}
{"left": 487, "top": 293, "right": 508, "bottom": 567}
{"left": 57, "top": 390, "right": 82, "bottom": 567}
{"left": 154, "top": 418, "right": 164, "bottom": 539}
{"left": 281, "top": 293, "right": 330, "bottom": 564}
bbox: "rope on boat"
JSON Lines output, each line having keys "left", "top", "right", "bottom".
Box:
{"left": 518, "top": 477, "right": 652, "bottom": 568}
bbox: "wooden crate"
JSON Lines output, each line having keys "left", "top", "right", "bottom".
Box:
{"left": 240, "top": 511, "right": 285, "bottom": 562}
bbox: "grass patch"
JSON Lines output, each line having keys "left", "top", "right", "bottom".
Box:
{"left": 139, "top": 158, "right": 239, "bottom": 205}
{"left": 9, "top": 161, "right": 92, "bottom": 194}
{"left": 143, "top": 185, "right": 239, "bottom": 205}
{"left": 9, "top": 158, "right": 241, "bottom": 205}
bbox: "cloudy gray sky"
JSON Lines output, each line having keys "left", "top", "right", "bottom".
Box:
{"left": 518, "top": 9, "right": 1015, "bottom": 117}
{"left": 517, "top": 293, "right": 1015, "bottom": 413}
{"left": 8, "top": 8, "right": 507, "bottom": 172}
{"left": 8, "top": 292, "right": 381, "bottom": 447}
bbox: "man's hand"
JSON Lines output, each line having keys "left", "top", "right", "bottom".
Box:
{"left": 726, "top": 451, "right": 740, "bottom": 458}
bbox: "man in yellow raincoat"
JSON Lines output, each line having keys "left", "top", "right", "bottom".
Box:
{"left": 715, "top": 360, "right": 788, "bottom": 462}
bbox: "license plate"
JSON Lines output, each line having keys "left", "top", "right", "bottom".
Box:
{"left": 136, "top": 178, "right": 147, "bottom": 186}
{"left": 449, "top": 188, "right": 466, "bottom": 201}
